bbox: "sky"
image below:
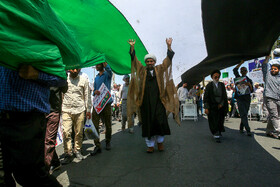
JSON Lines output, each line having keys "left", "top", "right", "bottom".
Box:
{"left": 78, "top": 0, "right": 268, "bottom": 86}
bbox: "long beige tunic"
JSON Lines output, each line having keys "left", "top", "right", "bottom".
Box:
{"left": 127, "top": 50, "right": 180, "bottom": 126}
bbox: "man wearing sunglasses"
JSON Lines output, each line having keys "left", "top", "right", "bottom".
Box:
{"left": 233, "top": 61, "right": 253, "bottom": 136}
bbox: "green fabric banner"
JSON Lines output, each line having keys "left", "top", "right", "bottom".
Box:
{"left": 0, "top": 0, "right": 147, "bottom": 78}
{"left": 222, "top": 72, "right": 228, "bottom": 78}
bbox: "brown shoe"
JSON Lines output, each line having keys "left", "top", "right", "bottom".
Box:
{"left": 146, "top": 147, "right": 154, "bottom": 153}
{"left": 157, "top": 143, "right": 164, "bottom": 152}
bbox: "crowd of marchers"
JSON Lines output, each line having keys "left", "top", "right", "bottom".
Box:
{"left": 1, "top": 41, "right": 280, "bottom": 186}
{"left": 177, "top": 48, "right": 280, "bottom": 143}
{"left": 0, "top": 38, "right": 180, "bottom": 186}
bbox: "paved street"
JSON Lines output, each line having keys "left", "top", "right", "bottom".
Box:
{"left": 53, "top": 116, "right": 280, "bottom": 187}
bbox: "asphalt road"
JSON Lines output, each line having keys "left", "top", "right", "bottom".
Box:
{"left": 53, "top": 116, "right": 280, "bottom": 187}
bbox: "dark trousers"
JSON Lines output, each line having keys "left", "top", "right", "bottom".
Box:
{"left": 92, "top": 104, "right": 112, "bottom": 147}
{"left": 0, "top": 141, "right": 4, "bottom": 185}
{"left": 45, "top": 112, "right": 60, "bottom": 171}
{"left": 0, "top": 112, "right": 61, "bottom": 187}
{"left": 196, "top": 99, "right": 202, "bottom": 115}
{"left": 207, "top": 108, "right": 225, "bottom": 135}
{"left": 112, "top": 105, "right": 120, "bottom": 119}
{"left": 236, "top": 96, "right": 251, "bottom": 132}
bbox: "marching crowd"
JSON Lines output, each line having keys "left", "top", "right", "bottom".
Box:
{"left": 1, "top": 37, "right": 280, "bottom": 186}
{"left": 177, "top": 49, "right": 280, "bottom": 143}
{"left": 0, "top": 38, "right": 180, "bottom": 186}
{"left": 1, "top": 1, "right": 280, "bottom": 186}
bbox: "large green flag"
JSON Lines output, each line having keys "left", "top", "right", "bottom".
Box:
{"left": 0, "top": 0, "right": 82, "bottom": 79}
{"left": 0, "top": 0, "right": 147, "bottom": 78}
{"left": 49, "top": 0, "right": 148, "bottom": 75}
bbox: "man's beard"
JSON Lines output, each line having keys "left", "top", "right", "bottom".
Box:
{"left": 70, "top": 72, "right": 78, "bottom": 78}
{"left": 213, "top": 80, "right": 219, "bottom": 84}
{"left": 146, "top": 65, "right": 154, "bottom": 71}
{"left": 271, "top": 72, "right": 279, "bottom": 76}
{"left": 96, "top": 67, "right": 103, "bottom": 71}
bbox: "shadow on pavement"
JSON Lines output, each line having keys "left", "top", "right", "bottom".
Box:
{"left": 53, "top": 117, "right": 280, "bottom": 186}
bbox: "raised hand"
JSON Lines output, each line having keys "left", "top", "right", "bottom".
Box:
{"left": 127, "top": 39, "right": 136, "bottom": 47}
{"left": 166, "top": 38, "right": 173, "bottom": 46}
{"left": 166, "top": 38, "right": 173, "bottom": 51}
{"left": 94, "top": 90, "right": 100, "bottom": 96}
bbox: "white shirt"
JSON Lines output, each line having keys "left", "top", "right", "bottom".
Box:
{"left": 177, "top": 87, "right": 189, "bottom": 101}
{"left": 188, "top": 88, "right": 197, "bottom": 98}
{"left": 62, "top": 74, "right": 92, "bottom": 114}
{"left": 120, "top": 83, "right": 129, "bottom": 100}
{"left": 254, "top": 87, "right": 264, "bottom": 101}
{"left": 214, "top": 82, "right": 219, "bottom": 88}
{"left": 111, "top": 89, "right": 120, "bottom": 104}
{"left": 226, "top": 89, "right": 233, "bottom": 99}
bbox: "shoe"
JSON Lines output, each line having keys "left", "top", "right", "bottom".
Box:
{"left": 247, "top": 131, "right": 252, "bottom": 136}
{"left": 215, "top": 138, "right": 221, "bottom": 143}
{"left": 90, "top": 147, "right": 102, "bottom": 156}
{"left": 239, "top": 130, "right": 244, "bottom": 134}
{"left": 128, "top": 128, "right": 134, "bottom": 134}
{"left": 49, "top": 162, "right": 61, "bottom": 174}
{"left": 106, "top": 142, "right": 111, "bottom": 150}
{"left": 271, "top": 132, "right": 280, "bottom": 139}
{"left": 157, "top": 143, "right": 164, "bottom": 152}
{"left": 213, "top": 135, "right": 221, "bottom": 143}
{"left": 75, "top": 151, "right": 84, "bottom": 160}
{"left": 146, "top": 147, "right": 154, "bottom": 153}
{"left": 61, "top": 154, "right": 74, "bottom": 165}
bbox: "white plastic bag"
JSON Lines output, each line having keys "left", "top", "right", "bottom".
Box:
{"left": 84, "top": 119, "right": 99, "bottom": 140}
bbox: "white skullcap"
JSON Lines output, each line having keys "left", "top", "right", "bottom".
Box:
{"left": 273, "top": 48, "right": 280, "bottom": 56}
{"left": 144, "top": 54, "right": 157, "bottom": 62}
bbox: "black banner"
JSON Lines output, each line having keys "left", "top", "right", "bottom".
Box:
{"left": 181, "top": 0, "right": 280, "bottom": 88}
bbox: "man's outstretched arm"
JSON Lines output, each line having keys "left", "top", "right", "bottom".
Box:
{"left": 233, "top": 60, "right": 245, "bottom": 77}
{"left": 128, "top": 39, "right": 136, "bottom": 60}
{"left": 162, "top": 38, "right": 175, "bottom": 69}
{"left": 128, "top": 39, "right": 143, "bottom": 70}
